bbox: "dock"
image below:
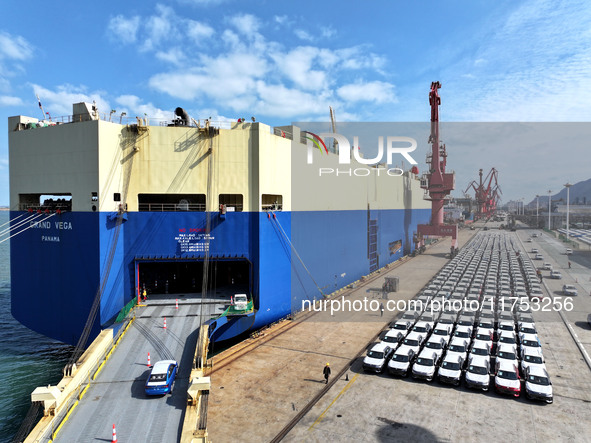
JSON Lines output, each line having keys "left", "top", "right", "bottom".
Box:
{"left": 20, "top": 223, "right": 591, "bottom": 443}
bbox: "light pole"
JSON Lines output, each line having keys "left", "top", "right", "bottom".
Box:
{"left": 536, "top": 195, "right": 539, "bottom": 227}
{"left": 564, "top": 183, "right": 572, "bottom": 243}
{"left": 548, "top": 190, "right": 552, "bottom": 230}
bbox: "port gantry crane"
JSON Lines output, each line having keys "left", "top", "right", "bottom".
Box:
{"left": 416, "top": 82, "right": 458, "bottom": 253}
{"left": 464, "top": 167, "right": 501, "bottom": 220}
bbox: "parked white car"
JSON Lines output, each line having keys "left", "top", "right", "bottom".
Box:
{"left": 525, "top": 366, "right": 553, "bottom": 403}
{"left": 387, "top": 347, "right": 416, "bottom": 377}
{"left": 363, "top": 343, "right": 394, "bottom": 373}
{"left": 411, "top": 349, "right": 439, "bottom": 381}
{"left": 465, "top": 356, "right": 490, "bottom": 391}
{"left": 438, "top": 354, "right": 464, "bottom": 386}
{"left": 521, "top": 348, "right": 546, "bottom": 373}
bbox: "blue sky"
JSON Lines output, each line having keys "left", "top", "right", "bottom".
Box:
{"left": 1, "top": 0, "right": 590, "bottom": 206}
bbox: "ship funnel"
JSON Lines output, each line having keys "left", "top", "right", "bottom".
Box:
{"left": 174, "top": 107, "right": 190, "bottom": 125}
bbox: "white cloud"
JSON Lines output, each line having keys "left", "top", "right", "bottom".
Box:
{"left": 444, "top": 0, "right": 591, "bottom": 121}
{"left": 295, "top": 29, "right": 314, "bottom": 41}
{"left": 274, "top": 15, "right": 288, "bottom": 25}
{"left": 177, "top": 0, "right": 229, "bottom": 5}
{"left": 115, "top": 95, "right": 170, "bottom": 120}
{"left": 186, "top": 20, "right": 215, "bottom": 41}
{"left": 229, "top": 14, "right": 260, "bottom": 36}
{"left": 0, "top": 158, "right": 8, "bottom": 170}
{"left": 156, "top": 48, "right": 186, "bottom": 66}
{"left": 271, "top": 46, "right": 328, "bottom": 91}
{"left": 337, "top": 81, "right": 396, "bottom": 104}
{"left": 149, "top": 52, "right": 267, "bottom": 108}
{"left": 107, "top": 15, "right": 140, "bottom": 44}
{"left": 0, "top": 95, "right": 23, "bottom": 107}
{"left": 0, "top": 32, "right": 33, "bottom": 61}
{"left": 322, "top": 27, "right": 336, "bottom": 38}
{"left": 254, "top": 81, "right": 334, "bottom": 118}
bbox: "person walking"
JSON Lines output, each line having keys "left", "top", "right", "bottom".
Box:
{"left": 323, "top": 363, "right": 331, "bottom": 384}
{"left": 568, "top": 261, "right": 571, "bottom": 269}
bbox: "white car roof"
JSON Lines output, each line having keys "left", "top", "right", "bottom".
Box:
{"left": 497, "top": 344, "right": 517, "bottom": 353}
{"left": 468, "top": 355, "right": 489, "bottom": 367}
{"left": 151, "top": 360, "right": 177, "bottom": 374}
{"left": 369, "top": 342, "right": 391, "bottom": 352}
{"left": 497, "top": 360, "right": 518, "bottom": 372}
{"left": 406, "top": 331, "right": 422, "bottom": 340}
{"left": 418, "top": 349, "right": 437, "bottom": 359}
{"left": 521, "top": 333, "right": 539, "bottom": 342}
{"left": 527, "top": 365, "right": 549, "bottom": 378}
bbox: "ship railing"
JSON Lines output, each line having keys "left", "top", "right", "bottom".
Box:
{"left": 19, "top": 203, "right": 71, "bottom": 212}
{"left": 138, "top": 203, "right": 206, "bottom": 212}
{"left": 273, "top": 127, "right": 293, "bottom": 140}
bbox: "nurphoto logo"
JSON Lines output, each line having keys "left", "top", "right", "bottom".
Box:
{"left": 304, "top": 131, "right": 419, "bottom": 177}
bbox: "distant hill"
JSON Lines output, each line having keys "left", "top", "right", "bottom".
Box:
{"left": 529, "top": 178, "right": 591, "bottom": 206}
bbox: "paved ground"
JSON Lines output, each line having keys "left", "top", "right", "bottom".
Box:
{"left": 282, "top": 226, "right": 591, "bottom": 443}
{"left": 52, "top": 298, "right": 224, "bottom": 443}
{"left": 206, "top": 229, "right": 475, "bottom": 443}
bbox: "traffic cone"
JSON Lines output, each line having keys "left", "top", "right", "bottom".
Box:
{"left": 163, "top": 317, "right": 167, "bottom": 330}
{"left": 147, "top": 352, "right": 151, "bottom": 367}
{"left": 176, "top": 299, "right": 178, "bottom": 310}
{"left": 112, "top": 423, "right": 117, "bottom": 443}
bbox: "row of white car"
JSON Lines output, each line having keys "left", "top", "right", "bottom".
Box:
{"left": 363, "top": 232, "right": 553, "bottom": 403}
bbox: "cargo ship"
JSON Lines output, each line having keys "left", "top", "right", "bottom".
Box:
{"left": 8, "top": 103, "right": 431, "bottom": 346}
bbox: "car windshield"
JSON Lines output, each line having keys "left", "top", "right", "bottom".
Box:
{"left": 455, "top": 331, "right": 470, "bottom": 338}
{"left": 383, "top": 335, "right": 397, "bottom": 343}
{"left": 498, "top": 351, "right": 516, "bottom": 360}
{"left": 367, "top": 351, "right": 384, "bottom": 359}
{"left": 498, "top": 370, "right": 518, "bottom": 380}
{"left": 442, "top": 361, "right": 460, "bottom": 370}
{"left": 528, "top": 375, "right": 550, "bottom": 385}
{"left": 392, "top": 354, "right": 410, "bottom": 363}
{"left": 416, "top": 357, "right": 434, "bottom": 366}
{"left": 471, "top": 347, "right": 488, "bottom": 356}
{"left": 523, "top": 340, "right": 540, "bottom": 348}
{"left": 458, "top": 319, "right": 473, "bottom": 326}
{"left": 469, "top": 365, "right": 488, "bottom": 375}
{"left": 500, "top": 336, "right": 516, "bottom": 344}
{"left": 149, "top": 373, "right": 166, "bottom": 382}
{"left": 520, "top": 327, "right": 536, "bottom": 334}
{"left": 449, "top": 344, "right": 466, "bottom": 352}
{"left": 404, "top": 339, "right": 419, "bottom": 347}
{"left": 434, "top": 329, "right": 448, "bottom": 336}
{"left": 479, "top": 322, "right": 493, "bottom": 329}
{"left": 476, "top": 334, "right": 490, "bottom": 341}
{"left": 499, "top": 324, "right": 513, "bottom": 331}
{"left": 414, "top": 326, "right": 428, "bottom": 333}
{"left": 393, "top": 324, "right": 407, "bottom": 330}
{"left": 525, "top": 354, "right": 543, "bottom": 364}
{"left": 426, "top": 341, "right": 442, "bottom": 349}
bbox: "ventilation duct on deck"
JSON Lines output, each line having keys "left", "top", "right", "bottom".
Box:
{"left": 175, "top": 107, "right": 191, "bottom": 126}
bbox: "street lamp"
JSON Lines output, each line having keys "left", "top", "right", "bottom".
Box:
{"left": 548, "top": 190, "right": 552, "bottom": 230}
{"left": 564, "top": 183, "right": 572, "bottom": 243}
{"left": 536, "top": 195, "right": 539, "bottom": 227}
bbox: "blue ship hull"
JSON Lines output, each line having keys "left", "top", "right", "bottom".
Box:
{"left": 10, "top": 207, "right": 430, "bottom": 346}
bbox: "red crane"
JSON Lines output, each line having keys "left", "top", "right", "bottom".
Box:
{"left": 464, "top": 167, "right": 501, "bottom": 219}
{"left": 416, "top": 82, "right": 458, "bottom": 251}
